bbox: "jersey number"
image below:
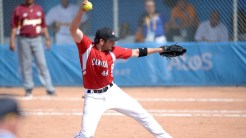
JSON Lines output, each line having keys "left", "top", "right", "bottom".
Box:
{"left": 101, "top": 70, "right": 108, "bottom": 76}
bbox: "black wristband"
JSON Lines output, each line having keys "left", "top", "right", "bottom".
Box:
{"left": 138, "top": 48, "right": 148, "bottom": 57}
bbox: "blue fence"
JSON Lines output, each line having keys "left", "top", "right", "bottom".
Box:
{"left": 0, "top": 42, "right": 246, "bottom": 87}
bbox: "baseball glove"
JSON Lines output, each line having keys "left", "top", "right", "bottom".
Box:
{"left": 159, "top": 44, "right": 186, "bottom": 59}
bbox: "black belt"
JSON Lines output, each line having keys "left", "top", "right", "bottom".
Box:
{"left": 20, "top": 34, "right": 40, "bottom": 38}
{"left": 87, "top": 83, "right": 113, "bottom": 93}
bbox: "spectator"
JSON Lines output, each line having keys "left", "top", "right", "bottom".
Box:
{"left": 135, "top": 0, "right": 167, "bottom": 43}
{"left": 166, "top": 0, "right": 199, "bottom": 41}
{"left": 46, "top": 0, "right": 89, "bottom": 45}
{"left": 10, "top": 0, "right": 55, "bottom": 97}
{"left": 0, "top": 98, "right": 22, "bottom": 138}
{"left": 195, "top": 10, "right": 229, "bottom": 42}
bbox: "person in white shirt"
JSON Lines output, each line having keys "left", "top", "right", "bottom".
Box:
{"left": 195, "top": 10, "right": 228, "bottom": 42}
{"left": 46, "top": 0, "right": 88, "bottom": 45}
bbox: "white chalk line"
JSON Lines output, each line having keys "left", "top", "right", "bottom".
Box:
{"left": 137, "top": 98, "right": 246, "bottom": 102}
{"left": 22, "top": 109, "right": 246, "bottom": 114}
{"left": 15, "top": 97, "right": 246, "bottom": 102}
{"left": 21, "top": 109, "right": 246, "bottom": 118}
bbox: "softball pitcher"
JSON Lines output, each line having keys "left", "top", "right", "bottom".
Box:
{"left": 70, "top": 1, "right": 186, "bottom": 137}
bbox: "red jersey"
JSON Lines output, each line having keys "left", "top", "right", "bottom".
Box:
{"left": 11, "top": 4, "right": 46, "bottom": 37}
{"left": 76, "top": 36, "right": 132, "bottom": 89}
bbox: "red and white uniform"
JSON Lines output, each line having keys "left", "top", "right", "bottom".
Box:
{"left": 74, "top": 36, "right": 172, "bottom": 138}
{"left": 11, "top": 4, "right": 46, "bottom": 37}
{"left": 76, "top": 36, "right": 132, "bottom": 89}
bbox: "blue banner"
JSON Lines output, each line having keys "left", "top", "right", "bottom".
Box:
{"left": 113, "top": 42, "right": 246, "bottom": 86}
{"left": 0, "top": 42, "right": 246, "bottom": 87}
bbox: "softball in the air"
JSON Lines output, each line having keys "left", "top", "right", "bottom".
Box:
{"left": 83, "top": 2, "right": 93, "bottom": 12}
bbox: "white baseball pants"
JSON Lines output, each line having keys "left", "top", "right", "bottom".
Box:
{"left": 74, "top": 83, "right": 172, "bottom": 138}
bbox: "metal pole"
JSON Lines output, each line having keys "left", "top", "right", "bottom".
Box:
{"left": 0, "top": 0, "right": 4, "bottom": 44}
{"left": 233, "top": 0, "right": 238, "bottom": 42}
{"left": 113, "top": 0, "right": 119, "bottom": 36}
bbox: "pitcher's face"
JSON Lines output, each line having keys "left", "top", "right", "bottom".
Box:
{"left": 102, "top": 40, "right": 115, "bottom": 51}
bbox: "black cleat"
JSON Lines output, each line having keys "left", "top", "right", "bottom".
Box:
{"left": 25, "top": 89, "right": 32, "bottom": 97}
{"left": 47, "top": 90, "right": 56, "bottom": 96}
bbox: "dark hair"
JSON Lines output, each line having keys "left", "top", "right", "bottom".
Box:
{"left": 145, "top": 0, "right": 154, "bottom": 3}
{"left": 210, "top": 10, "right": 220, "bottom": 19}
{"left": 94, "top": 38, "right": 100, "bottom": 44}
{"left": 94, "top": 38, "right": 107, "bottom": 45}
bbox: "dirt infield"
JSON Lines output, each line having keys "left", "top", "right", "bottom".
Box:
{"left": 0, "top": 87, "right": 246, "bottom": 138}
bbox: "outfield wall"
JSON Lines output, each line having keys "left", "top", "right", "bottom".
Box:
{"left": 0, "top": 42, "right": 246, "bottom": 87}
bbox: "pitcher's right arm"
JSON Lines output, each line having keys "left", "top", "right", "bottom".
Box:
{"left": 69, "top": 0, "right": 89, "bottom": 43}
